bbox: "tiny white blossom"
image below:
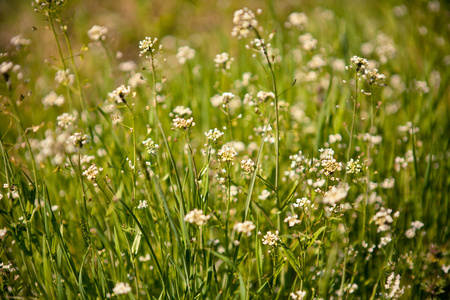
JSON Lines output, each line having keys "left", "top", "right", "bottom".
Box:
{"left": 88, "top": 25, "right": 108, "bottom": 41}
{"left": 113, "top": 282, "right": 132, "bottom": 295}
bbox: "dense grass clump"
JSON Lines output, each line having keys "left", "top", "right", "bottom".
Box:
{"left": 0, "top": 0, "right": 449, "bottom": 299}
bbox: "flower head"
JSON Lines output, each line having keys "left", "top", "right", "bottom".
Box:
{"left": 42, "top": 91, "right": 65, "bottom": 107}
{"left": 142, "top": 138, "right": 159, "bottom": 154}
{"left": 176, "top": 46, "right": 195, "bottom": 64}
{"left": 173, "top": 117, "right": 195, "bottom": 129}
{"left": 205, "top": 128, "right": 224, "bottom": 143}
{"left": 184, "top": 209, "right": 210, "bottom": 226}
{"left": 231, "top": 7, "right": 258, "bottom": 39}
{"left": 82, "top": 163, "right": 102, "bottom": 183}
{"left": 285, "top": 12, "right": 308, "bottom": 29}
{"left": 346, "top": 158, "right": 362, "bottom": 174}
{"left": 69, "top": 132, "right": 90, "bottom": 148}
{"left": 57, "top": 113, "right": 76, "bottom": 129}
{"left": 139, "top": 37, "right": 161, "bottom": 58}
{"left": 241, "top": 159, "right": 255, "bottom": 173}
{"left": 113, "top": 282, "right": 132, "bottom": 295}
{"left": 88, "top": 25, "right": 108, "bottom": 41}
{"left": 218, "top": 146, "right": 237, "bottom": 163}
{"left": 262, "top": 231, "right": 280, "bottom": 246}
{"left": 284, "top": 215, "right": 301, "bottom": 227}
{"left": 348, "top": 56, "right": 369, "bottom": 74}
{"left": 233, "top": 221, "right": 256, "bottom": 236}
{"left": 108, "top": 85, "right": 131, "bottom": 104}
{"left": 290, "top": 290, "right": 306, "bottom": 300}
{"left": 214, "top": 52, "right": 234, "bottom": 71}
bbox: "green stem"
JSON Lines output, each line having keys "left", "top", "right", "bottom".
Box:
{"left": 344, "top": 71, "right": 359, "bottom": 185}
{"left": 48, "top": 14, "right": 74, "bottom": 113}
{"left": 254, "top": 29, "right": 280, "bottom": 210}
{"left": 61, "top": 26, "right": 87, "bottom": 113}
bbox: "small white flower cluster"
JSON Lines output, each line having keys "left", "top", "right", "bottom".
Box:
{"left": 319, "top": 148, "right": 342, "bottom": 176}
{"left": 217, "top": 146, "right": 237, "bottom": 163}
{"left": 87, "top": 25, "right": 108, "bottom": 41}
{"left": 394, "top": 156, "right": 409, "bottom": 172}
{"left": 285, "top": 12, "right": 308, "bottom": 29}
{"left": 258, "top": 189, "right": 271, "bottom": 200}
{"left": 231, "top": 7, "right": 258, "bottom": 39}
{"left": 348, "top": 55, "right": 369, "bottom": 73}
{"left": 262, "top": 230, "right": 279, "bottom": 246}
{"left": 307, "top": 54, "right": 327, "bottom": 69}
{"left": 30, "top": 129, "right": 74, "bottom": 165}
{"left": 346, "top": 158, "right": 362, "bottom": 174}
{"left": 290, "top": 290, "right": 306, "bottom": 300}
{"left": 171, "top": 106, "right": 192, "bottom": 117}
{"left": 111, "top": 115, "right": 123, "bottom": 125}
{"left": 397, "top": 121, "right": 419, "bottom": 134}
{"left": 57, "top": 113, "right": 76, "bottom": 129}
{"left": 405, "top": 220, "right": 424, "bottom": 238}
{"left": 129, "top": 73, "right": 147, "bottom": 88}
{"left": 176, "top": 46, "right": 195, "bottom": 64}
{"left": 322, "top": 186, "right": 347, "bottom": 206}
{"left": 372, "top": 207, "right": 395, "bottom": 232}
{"left": 118, "top": 61, "right": 137, "bottom": 72}
{"left": 384, "top": 273, "right": 404, "bottom": 299}
{"left": 82, "top": 163, "right": 102, "bottom": 183}
{"left": 42, "top": 91, "right": 65, "bottom": 107}
{"left": 139, "top": 37, "right": 162, "bottom": 58}
{"left": 347, "top": 55, "right": 387, "bottom": 85}
{"left": 289, "top": 151, "right": 312, "bottom": 174}
{"left": 10, "top": 34, "right": 31, "bottom": 47}
{"left": 113, "top": 282, "right": 132, "bottom": 295}
{"left": 284, "top": 215, "right": 301, "bottom": 227}
{"left": 361, "top": 133, "right": 383, "bottom": 145}
{"left": 0, "top": 61, "right": 13, "bottom": 74}
{"left": 293, "top": 197, "right": 315, "bottom": 212}
{"left": 413, "top": 80, "right": 430, "bottom": 93}
{"left": 246, "top": 38, "right": 270, "bottom": 53}
{"left": 365, "top": 68, "right": 386, "bottom": 85}
{"left": 184, "top": 209, "right": 210, "bottom": 226}
{"left": 0, "top": 228, "right": 7, "bottom": 239}
{"left": 214, "top": 52, "right": 234, "bottom": 71}
{"left": 241, "top": 159, "right": 255, "bottom": 173}
{"left": 142, "top": 138, "right": 159, "bottom": 155}
{"left": 137, "top": 200, "right": 148, "bottom": 209}
{"left": 299, "top": 33, "right": 317, "bottom": 51}
{"left": 380, "top": 177, "right": 395, "bottom": 189}
{"left": 55, "top": 69, "right": 75, "bottom": 86}
{"left": 173, "top": 117, "right": 195, "bottom": 129}
{"left": 205, "top": 128, "right": 224, "bottom": 143}
{"left": 221, "top": 92, "right": 235, "bottom": 107}
{"left": 233, "top": 221, "right": 256, "bottom": 236}
{"left": 69, "top": 132, "right": 90, "bottom": 148}
{"left": 256, "top": 91, "right": 274, "bottom": 102}
{"left": 328, "top": 133, "right": 342, "bottom": 144}
{"left": 108, "top": 85, "right": 131, "bottom": 104}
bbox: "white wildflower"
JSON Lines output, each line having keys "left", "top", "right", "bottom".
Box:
{"left": 284, "top": 215, "right": 301, "bottom": 227}
{"left": 42, "top": 91, "right": 65, "bottom": 107}
{"left": 205, "top": 128, "right": 224, "bottom": 142}
{"left": 231, "top": 7, "right": 258, "bottom": 39}
{"left": 233, "top": 221, "right": 256, "bottom": 236}
{"left": 113, "top": 282, "right": 132, "bottom": 295}
{"left": 262, "top": 231, "right": 279, "bottom": 246}
{"left": 176, "top": 46, "right": 195, "bottom": 64}
{"left": 184, "top": 209, "right": 210, "bottom": 226}
{"left": 88, "top": 25, "right": 108, "bottom": 41}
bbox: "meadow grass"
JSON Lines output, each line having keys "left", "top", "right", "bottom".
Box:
{"left": 0, "top": 0, "right": 449, "bottom": 299}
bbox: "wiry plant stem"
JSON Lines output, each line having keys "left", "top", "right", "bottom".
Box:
{"left": 254, "top": 29, "right": 280, "bottom": 210}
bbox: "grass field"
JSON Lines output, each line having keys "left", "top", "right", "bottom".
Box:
{"left": 0, "top": 0, "right": 449, "bottom": 299}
